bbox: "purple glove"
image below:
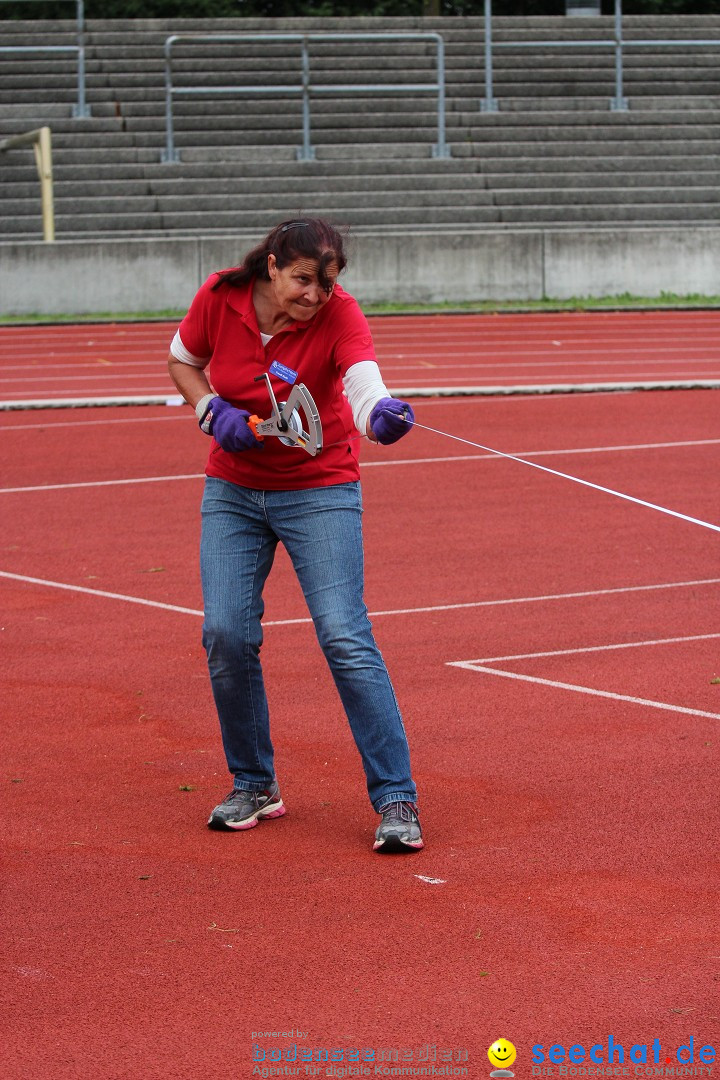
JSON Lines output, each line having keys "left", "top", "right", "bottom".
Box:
{"left": 199, "top": 397, "right": 262, "bottom": 453}
{"left": 369, "top": 397, "right": 415, "bottom": 445}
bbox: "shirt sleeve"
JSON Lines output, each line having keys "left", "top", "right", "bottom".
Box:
{"left": 329, "top": 291, "right": 378, "bottom": 376}
{"left": 343, "top": 361, "right": 389, "bottom": 433}
{"left": 172, "top": 276, "right": 217, "bottom": 366}
{"left": 169, "top": 329, "right": 210, "bottom": 369}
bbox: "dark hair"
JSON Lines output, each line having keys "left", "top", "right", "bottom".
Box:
{"left": 211, "top": 218, "right": 348, "bottom": 296}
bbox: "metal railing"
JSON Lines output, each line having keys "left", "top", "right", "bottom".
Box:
{"left": 0, "top": 125, "right": 54, "bottom": 241}
{"left": 482, "top": 0, "right": 720, "bottom": 113}
{"left": 0, "top": 0, "right": 90, "bottom": 117}
{"left": 162, "top": 32, "right": 450, "bottom": 164}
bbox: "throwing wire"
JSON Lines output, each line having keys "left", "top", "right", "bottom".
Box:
{"left": 400, "top": 417, "right": 720, "bottom": 535}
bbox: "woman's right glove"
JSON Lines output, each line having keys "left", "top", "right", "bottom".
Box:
{"left": 196, "top": 396, "right": 262, "bottom": 453}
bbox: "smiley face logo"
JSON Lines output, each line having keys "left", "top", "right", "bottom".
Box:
{"left": 488, "top": 1039, "right": 517, "bottom": 1070}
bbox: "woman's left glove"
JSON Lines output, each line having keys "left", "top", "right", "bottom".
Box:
{"left": 197, "top": 396, "right": 262, "bottom": 453}
{"left": 369, "top": 397, "right": 415, "bottom": 445}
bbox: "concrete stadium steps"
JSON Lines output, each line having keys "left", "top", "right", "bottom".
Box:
{"left": 4, "top": 187, "right": 499, "bottom": 217}
{"left": 482, "top": 169, "right": 719, "bottom": 190}
{"left": 2, "top": 206, "right": 505, "bottom": 238}
{"left": 1, "top": 14, "right": 720, "bottom": 237}
{"left": 494, "top": 204, "right": 720, "bottom": 224}
{"left": 6, "top": 105, "right": 718, "bottom": 146}
{"left": 453, "top": 137, "right": 720, "bottom": 159}
{"left": 2, "top": 169, "right": 490, "bottom": 201}
{"left": 493, "top": 95, "right": 720, "bottom": 113}
{"left": 494, "top": 186, "right": 720, "bottom": 206}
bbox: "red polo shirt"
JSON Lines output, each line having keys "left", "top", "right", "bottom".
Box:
{"left": 177, "top": 273, "right": 377, "bottom": 490}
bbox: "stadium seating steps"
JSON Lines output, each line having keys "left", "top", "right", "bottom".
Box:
{"left": 1, "top": 14, "right": 719, "bottom": 239}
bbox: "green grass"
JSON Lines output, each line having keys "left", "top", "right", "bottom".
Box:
{"left": 2, "top": 292, "right": 720, "bottom": 324}
{"left": 362, "top": 292, "right": 720, "bottom": 316}
{"left": 0, "top": 308, "right": 188, "bottom": 324}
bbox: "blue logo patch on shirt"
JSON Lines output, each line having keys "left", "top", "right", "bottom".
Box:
{"left": 269, "top": 360, "right": 298, "bottom": 385}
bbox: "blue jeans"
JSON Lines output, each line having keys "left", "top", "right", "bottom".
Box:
{"left": 200, "top": 477, "right": 418, "bottom": 812}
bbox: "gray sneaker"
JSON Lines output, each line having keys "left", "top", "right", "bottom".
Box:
{"left": 208, "top": 782, "right": 285, "bottom": 831}
{"left": 373, "top": 801, "right": 424, "bottom": 853}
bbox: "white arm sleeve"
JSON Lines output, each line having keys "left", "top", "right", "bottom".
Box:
{"left": 343, "top": 360, "right": 390, "bottom": 434}
{"left": 169, "top": 330, "right": 211, "bottom": 369}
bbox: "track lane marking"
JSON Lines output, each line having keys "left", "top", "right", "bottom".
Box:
{"left": 353, "top": 579, "right": 720, "bottom": 621}
{"left": 0, "top": 373, "right": 175, "bottom": 384}
{"left": 0, "top": 474, "right": 204, "bottom": 493}
{"left": 448, "top": 633, "right": 720, "bottom": 722}
{"left": 0, "top": 571, "right": 204, "bottom": 616}
{"left": 447, "top": 662, "right": 720, "bottom": 722}
{"left": 0, "top": 414, "right": 188, "bottom": 432}
{"left": 0, "top": 392, "right": 630, "bottom": 431}
{"left": 1, "top": 570, "right": 718, "bottom": 625}
{"left": 1, "top": 438, "right": 719, "bottom": 493}
{"left": 453, "top": 631, "right": 720, "bottom": 666}
{"left": 7, "top": 379, "right": 718, "bottom": 409}
{"left": 4, "top": 355, "right": 720, "bottom": 380}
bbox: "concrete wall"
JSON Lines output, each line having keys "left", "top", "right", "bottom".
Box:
{"left": 2, "top": 228, "right": 719, "bottom": 317}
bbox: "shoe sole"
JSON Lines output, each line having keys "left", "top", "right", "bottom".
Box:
{"left": 373, "top": 834, "right": 424, "bottom": 853}
{"left": 207, "top": 801, "right": 286, "bottom": 831}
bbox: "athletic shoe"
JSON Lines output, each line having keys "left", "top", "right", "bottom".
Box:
{"left": 207, "top": 782, "right": 285, "bottom": 831}
{"left": 373, "top": 801, "right": 424, "bottom": 853}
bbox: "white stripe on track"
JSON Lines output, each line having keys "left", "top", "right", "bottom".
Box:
{"left": 1, "top": 359, "right": 174, "bottom": 373}
{"left": 4, "top": 359, "right": 720, "bottom": 382}
{"left": 0, "top": 414, "right": 188, "bottom": 432}
{"left": 361, "top": 437, "right": 720, "bottom": 469}
{"left": 0, "top": 372, "right": 173, "bottom": 384}
{"left": 1, "top": 570, "right": 718, "bottom": 625}
{"left": 446, "top": 662, "right": 720, "bottom": 721}
{"left": 1, "top": 438, "right": 719, "bottom": 494}
{"left": 455, "top": 630, "right": 720, "bottom": 666}
{"left": 0, "top": 570, "right": 203, "bottom": 616}
{"left": 0, "top": 391, "right": 622, "bottom": 433}
{"left": 0, "top": 473, "right": 203, "bottom": 494}
{"left": 3, "top": 378, "right": 720, "bottom": 411}
{"left": 339, "top": 578, "right": 720, "bottom": 623}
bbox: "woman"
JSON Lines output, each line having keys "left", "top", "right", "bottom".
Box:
{"left": 167, "top": 218, "right": 422, "bottom": 853}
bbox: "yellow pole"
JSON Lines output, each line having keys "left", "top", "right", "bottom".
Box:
{"left": 33, "top": 126, "right": 55, "bottom": 244}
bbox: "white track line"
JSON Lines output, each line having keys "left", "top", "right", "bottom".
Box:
{"left": 0, "top": 392, "right": 625, "bottom": 432}
{"left": 454, "top": 631, "right": 720, "bottom": 666}
{"left": 448, "top": 632, "right": 720, "bottom": 722}
{"left": 1, "top": 359, "right": 175, "bottom": 373}
{"left": 361, "top": 437, "right": 720, "bottom": 470}
{"left": 0, "top": 414, "right": 188, "bottom": 432}
{"left": 2, "top": 438, "right": 719, "bottom": 494}
{"left": 447, "top": 662, "right": 720, "bottom": 722}
{"left": 388, "top": 380, "right": 720, "bottom": 398}
{"left": 0, "top": 372, "right": 174, "bottom": 385}
{"left": 3, "top": 378, "right": 720, "bottom": 410}
{"left": 0, "top": 571, "right": 203, "bottom": 616}
{"left": 4, "top": 361, "right": 720, "bottom": 382}
{"left": 1, "top": 570, "right": 718, "bottom": 626}
{"left": 0, "top": 395, "right": 182, "bottom": 410}
{"left": 386, "top": 370, "right": 720, "bottom": 382}
{"left": 383, "top": 358, "right": 720, "bottom": 372}
{"left": 0, "top": 473, "right": 203, "bottom": 494}
{"left": 344, "top": 579, "right": 720, "bottom": 622}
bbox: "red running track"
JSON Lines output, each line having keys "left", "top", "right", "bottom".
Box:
{"left": 1, "top": 319, "right": 720, "bottom": 1079}
{"left": 2, "top": 309, "right": 720, "bottom": 404}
